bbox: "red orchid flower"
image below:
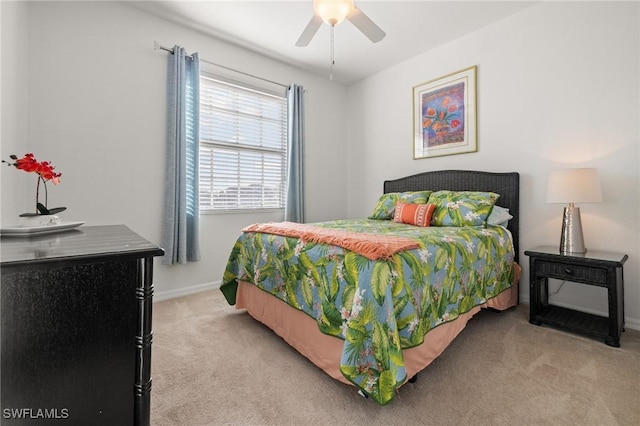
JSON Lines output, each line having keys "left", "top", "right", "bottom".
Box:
{"left": 3, "top": 153, "right": 64, "bottom": 215}
{"left": 5, "top": 153, "right": 62, "bottom": 183}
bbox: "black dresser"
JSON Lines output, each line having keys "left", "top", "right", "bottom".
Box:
{"left": 1, "top": 225, "right": 163, "bottom": 425}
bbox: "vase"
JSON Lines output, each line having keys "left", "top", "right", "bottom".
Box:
{"left": 19, "top": 204, "right": 66, "bottom": 227}
{"left": 19, "top": 214, "right": 62, "bottom": 227}
{"left": 435, "top": 124, "right": 450, "bottom": 143}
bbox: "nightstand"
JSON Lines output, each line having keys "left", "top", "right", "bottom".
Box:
{"left": 525, "top": 246, "right": 627, "bottom": 347}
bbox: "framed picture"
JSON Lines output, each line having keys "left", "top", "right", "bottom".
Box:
{"left": 413, "top": 66, "right": 477, "bottom": 159}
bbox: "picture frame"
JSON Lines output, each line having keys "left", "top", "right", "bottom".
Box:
{"left": 413, "top": 66, "right": 477, "bottom": 159}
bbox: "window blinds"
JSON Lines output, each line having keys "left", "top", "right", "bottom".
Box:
{"left": 199, "top": 75, "right": 287, "bottom": 211}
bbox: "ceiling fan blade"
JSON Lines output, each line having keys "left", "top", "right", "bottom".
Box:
{"left": 296, "top": 14, "right": 323, "bottom": 47}
{"left": 347, "top": 7, "right": 386, "bottom": 43}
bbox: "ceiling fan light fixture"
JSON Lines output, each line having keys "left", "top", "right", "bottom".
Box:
{"left": 314, "top": 0, "right": 354, "bottom": 26}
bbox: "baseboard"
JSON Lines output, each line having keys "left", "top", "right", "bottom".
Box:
{"left": 519, "top": 293, "right": 640, "bottom": 331}
{"left": 154, "top": 280, "right": 221, "bottom": 302}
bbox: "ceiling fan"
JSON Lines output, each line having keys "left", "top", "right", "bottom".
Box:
{"left": 296, "top": 0, "right": 386, "bottom": 47}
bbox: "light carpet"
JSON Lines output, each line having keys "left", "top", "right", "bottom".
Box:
{"left": 151, "top": 289, "right": 640, "bottom": 425}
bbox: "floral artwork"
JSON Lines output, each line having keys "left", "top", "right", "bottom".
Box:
{"left": 413, "top": 66, "right": 477, "bottom": 158}
{"left": 421, "top": 84, "right": 464, "bottom": 146}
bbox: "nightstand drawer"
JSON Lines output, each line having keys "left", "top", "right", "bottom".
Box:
{"left": 535, "top": 260, "right": 607, "bottom": 284}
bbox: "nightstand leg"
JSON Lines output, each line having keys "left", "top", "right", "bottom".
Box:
{"left": 529, "top": 272, "right": 547, "bottom": 326}
{"left": 606, "top": 266, "right": 625, "bottom": 348}
{"left": 605, "top": 337, "right": 620, "bottom": 347}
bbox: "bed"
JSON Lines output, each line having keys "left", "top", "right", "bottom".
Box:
{"left": 220, "top": 170, "right": 520, "bottom": 405}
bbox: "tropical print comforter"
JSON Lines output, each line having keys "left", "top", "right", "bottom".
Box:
{"left": 220, "top": 219, "right": 515, "bottom": 405}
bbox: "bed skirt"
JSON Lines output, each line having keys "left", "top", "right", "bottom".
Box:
{"left": 235, "top": 263, "right": 520, "bottom": 387}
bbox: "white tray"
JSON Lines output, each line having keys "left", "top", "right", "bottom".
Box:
{"left": 1, "top": 221, "right": 85, "bottom": 237}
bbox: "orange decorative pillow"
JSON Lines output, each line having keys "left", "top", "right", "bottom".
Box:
{"left": 393, "top": 202, "right": 435, "bottom": 227}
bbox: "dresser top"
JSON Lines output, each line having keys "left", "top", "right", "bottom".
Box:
{"left": 1, "top": 225, "right": 164, "bottom": 265}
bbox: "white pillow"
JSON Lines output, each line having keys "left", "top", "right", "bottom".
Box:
{"left": 487, "top": 206, "right": 513, "bottom": 227}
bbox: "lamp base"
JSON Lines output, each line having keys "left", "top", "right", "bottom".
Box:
{"left": 559, "top": 206, "right": 586, "bottom": 254}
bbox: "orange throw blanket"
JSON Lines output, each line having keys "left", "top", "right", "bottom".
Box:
{"left": 242, "top": 222, "right": 419, "bottom": 260}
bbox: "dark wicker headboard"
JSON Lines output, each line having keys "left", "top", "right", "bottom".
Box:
{"left": 383, "top": 170, "right": 520, "bottom": 262}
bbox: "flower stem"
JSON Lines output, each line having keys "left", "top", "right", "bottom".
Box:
{"left": 36, "top": 176, "right": 40, "bottom": 214}
{"left": 35, "top": 176, "right": 48, "bottom": 214}
{"left": 43, "top": 176, "right": 48, "bottom": 208}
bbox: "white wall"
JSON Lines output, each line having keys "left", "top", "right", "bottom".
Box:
{"left": 1, "top": 1, "right": 29, "bottom": 219}
{"left": 3, "top": 1, "right": 639, "bottom": 329}
{"left": 346, "top": 2, "right": 640, "bottom": 328}
{"left": 1, "top": 1, "right": 348, "bottom": 299}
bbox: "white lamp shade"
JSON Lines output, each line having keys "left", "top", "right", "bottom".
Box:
{"left": 314, "top": 0, "right": 354, "bottom": 26}
{"left": 546, "top": 168, "right": 603, "bottom": 204}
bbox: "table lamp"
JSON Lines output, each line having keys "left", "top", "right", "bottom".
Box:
{"left": 546, "top": 168, "right": 602, "bottom": 254}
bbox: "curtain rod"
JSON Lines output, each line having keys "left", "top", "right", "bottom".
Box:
{"left": 154, "top": 41, "right": 289, "bottom": 90}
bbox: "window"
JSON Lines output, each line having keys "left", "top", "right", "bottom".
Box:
{"left": 199, "top": 74, "right": 287, "bottom": 212}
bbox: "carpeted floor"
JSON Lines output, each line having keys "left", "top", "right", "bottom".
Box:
{"left": 151, "top": 289, "right": 640, "bottom": 425}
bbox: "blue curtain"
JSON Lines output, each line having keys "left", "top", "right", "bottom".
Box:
{"left": 284, "top": 85, "right": 305, "bottom": 223}
{"left": 162, "top": 46, "right": 201, "bottom": 265}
